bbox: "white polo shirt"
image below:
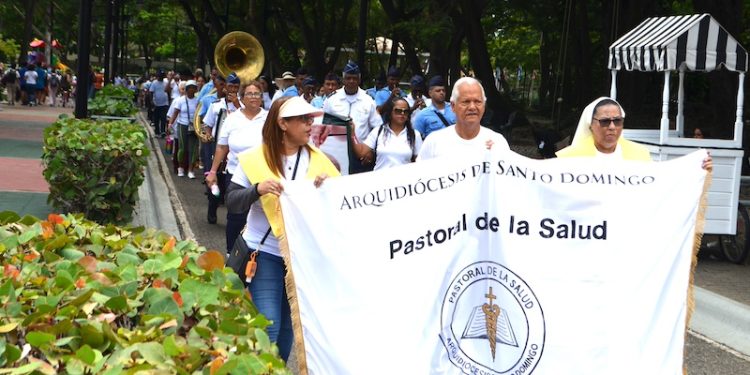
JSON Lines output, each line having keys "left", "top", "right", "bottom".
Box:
{"left": 218, "top": 109, "right": 268, "bottom": 174}
{"left": 323, "top": 87, "right": 382, "bottom": 142}
{"left": 203, "top": 98, "right": 241, "bottom": 138}
{"left": 363, "top": 125, "right": 423, "bottom": 170}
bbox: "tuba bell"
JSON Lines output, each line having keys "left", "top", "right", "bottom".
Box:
{"left": 195, "top": 31, "right": 265, "bottom": 141}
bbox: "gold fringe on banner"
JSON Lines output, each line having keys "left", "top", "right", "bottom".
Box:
{"left": 277, "top": 230, "right": 309, "bottom": 375}
{"left": 683, "top": 168, "right": 712, "bottom": 374}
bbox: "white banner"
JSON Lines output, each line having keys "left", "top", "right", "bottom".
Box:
{"left": 280, "top": 149, "right": 707, "bottom": 375}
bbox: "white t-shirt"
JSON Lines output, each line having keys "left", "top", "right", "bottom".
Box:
{"left": 219, "top": 109, "right": 268, "bottom": 174}
{"left": 203, "top": 98, "right": 240, "bottom": 137}
{"left": 364, "top": 125, "right": 423, "bottom": 170}
{"left": 24, "top": 70, "right": 38, "bottom": 85}
{"left": 417, "top": 125, "right": 509, "bottom": 161}
{"left": 174, "top": 96, "right": 199, "bottom": 126}
{"left": 232, "top": 147, "right": 311, "bottom": 257}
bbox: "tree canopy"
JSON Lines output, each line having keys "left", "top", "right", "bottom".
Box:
{"left": 2, "top": 0, "right": 749, "bottom": 135}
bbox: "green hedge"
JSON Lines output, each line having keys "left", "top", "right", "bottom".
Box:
{"left": 0, "top": 212, "right": 290, "bottom": 374}
{"left": 42, "top": 118, "right": 149, "bottom": 225}
{"left": 89, "top": 85, "right": 137, "bottom": 117}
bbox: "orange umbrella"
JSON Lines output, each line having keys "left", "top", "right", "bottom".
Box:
{"left": 29, "top": 38, "right": 45, "bottom": 48}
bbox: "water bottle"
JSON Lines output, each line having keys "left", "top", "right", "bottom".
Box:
{"left": 210, "top": 184, "right": 220, "bottom": 197}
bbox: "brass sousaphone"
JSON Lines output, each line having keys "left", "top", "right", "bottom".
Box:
{"left": 195, "top": 31, "right": 265, "bottom": 141}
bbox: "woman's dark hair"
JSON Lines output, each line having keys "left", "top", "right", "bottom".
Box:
{"left": 591, "top": 98, "right": 623, "bottom": 120}
{"left": 381, "top": 97, "right": 416, "bottom": 153}
{"left": 259, "top": 75, "right": 275, "bottom": 97}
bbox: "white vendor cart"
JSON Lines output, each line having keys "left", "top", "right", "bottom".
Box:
{"left": 608, "top": 14, "right": 749, "bottom": 263}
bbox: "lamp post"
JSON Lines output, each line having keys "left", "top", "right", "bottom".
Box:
{"left": 75, "top": 0, "right": 93, "bottom": 119}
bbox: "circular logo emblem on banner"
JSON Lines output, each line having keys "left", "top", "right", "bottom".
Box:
{"left": 440, "top": 261, "right": 545, "bottom": 374}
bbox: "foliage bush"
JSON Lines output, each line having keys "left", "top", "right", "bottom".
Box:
{"left": 42, "top": 118, "right": 149, "bottom": 225}
{"left": 89, "top": 85, "right": 137, "bottom": 118}
{"left": 0, "top": 212, "right": 290, "bottom": 374}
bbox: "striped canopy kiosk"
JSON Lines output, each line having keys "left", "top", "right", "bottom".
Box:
{"left": 608, "top": 13, "right": 748, "bottom": 149}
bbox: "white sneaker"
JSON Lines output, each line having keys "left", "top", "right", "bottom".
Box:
{"left": 188, "top": 171, "right": 196, "bottom": 179}
{"left": 177, "top": 168, "right": 185, "bottom": 177}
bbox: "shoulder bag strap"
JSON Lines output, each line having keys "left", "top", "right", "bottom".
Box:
{"left": 434, "top": 110, "right": 451, "bottom": 127}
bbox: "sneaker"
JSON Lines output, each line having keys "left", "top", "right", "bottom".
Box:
{"left": 177, "top": 168, "right": 185, "bottom": 177}
{"left": 188, "top": 171, "right": 196, "bottom": 179}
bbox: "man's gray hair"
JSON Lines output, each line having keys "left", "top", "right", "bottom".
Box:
{"left": 450, "top": 77, "right": 487, "bottom": 103}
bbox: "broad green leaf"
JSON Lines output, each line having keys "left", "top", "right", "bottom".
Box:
{"left": 143, "top": 259, "right": 163, "bottom": 274}
{"left": 59, "top": 247, "right": 84, "bottom": 261}
{"left": 137, "top": 342, "right": 167, "bottom": 365}
{"left": 0, "top": 361, "right": 41, "bottom": 375}
{"left": 162, "top": 335, "right": 183, "bottom": 357}
{"left": 75, "top": 345, "right": 95, "bottom": 365}
{"left": 179, "top": 279, "right": 219, "bottom": 309}
{"left": 3, "top": 344, "right": 20, "bottom": 364}
{"left": 104, "top": 296, "right": 128, "bottom": 312}
{"left": 80, "top": 324, "right": 105, "bottom": 348}
{"left": 53, "top": 337, "right": 76, "bottom": 347}
{"left": 0, "top": 323, "right": 17, "bottom": 334}
{"left": 17, "top": 229, "right": 39, "bottom": 245}
{"left": 254, "top": 328, "right": 271, "bottom": 352}
{"left": 25, "top": 331, "right": 56, "bottom": 347}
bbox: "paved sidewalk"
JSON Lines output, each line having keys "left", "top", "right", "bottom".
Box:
{"left": 0, "top": 104, "right": 70, "bottom": 219}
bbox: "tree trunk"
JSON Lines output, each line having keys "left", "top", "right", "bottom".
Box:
{"left": 20, "top": 0, "right": 36, "bottom": 64}
{"left": 179, "top": 0, "right": 213, "bottom": 70}
{"left": 460, "top": 0, "right": 511, "bottom": 125}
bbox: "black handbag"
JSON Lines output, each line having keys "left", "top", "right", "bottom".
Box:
{"left": 226, "top": 227, "right": 271, "bottom": 282}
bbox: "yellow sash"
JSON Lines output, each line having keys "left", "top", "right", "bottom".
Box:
{"left": 556, "top": 135, "right": 652, "bottom": 161}
{"left": 237, "top": 145, "right": 341, "bottom": 238}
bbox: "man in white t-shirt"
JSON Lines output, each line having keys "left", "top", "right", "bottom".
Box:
{"left": 417, "top": 77, "right": 509, "bottom": 160}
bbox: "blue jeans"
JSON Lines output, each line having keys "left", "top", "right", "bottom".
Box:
{"left": 248, "top": 251, "right": 293, "bottom": 361}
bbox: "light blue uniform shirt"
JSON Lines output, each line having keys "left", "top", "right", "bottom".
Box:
{"left": 311, "top": 95, "right": 325, "bottom": 109}
{"left": 199, "top": 93, "right": 218, "bottom": 117}
{"left": 197, "top": 81, "right": 214, "bottom": 100}
{"left": 412, "top": 103, "right": 457, "bottom": 139}
{"left": 282, "top": 85, "right": 299, "bottom": 97}
{"left": 374, "top": 87, "right": 407, "bottom": 106}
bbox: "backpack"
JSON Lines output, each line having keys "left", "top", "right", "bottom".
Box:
{"left": 2, "top": 70, "right": 17, "bottom": 84}
{"left": 49, "top": 74, "right": 60, "bottom": 88}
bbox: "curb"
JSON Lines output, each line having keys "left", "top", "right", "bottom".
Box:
{"left": 691, "top": 286, "right": 750, "bottom": 357}
{"left": 132, "top": 112, "right": 195, "bottom": 240}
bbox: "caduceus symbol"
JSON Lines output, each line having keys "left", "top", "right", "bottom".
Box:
{"left": 483, "top": 286, "right": 501, "bottom": 360}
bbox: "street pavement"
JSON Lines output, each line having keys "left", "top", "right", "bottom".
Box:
{"left": 1, "top": 102, "right": 749, "bottom": 373}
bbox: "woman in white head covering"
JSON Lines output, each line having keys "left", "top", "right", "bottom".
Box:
{"left": 557, "top": 97, "right": 712, "bottom": 170}
{"left": 556, "top": 97, "right": 651, "bottom": 160}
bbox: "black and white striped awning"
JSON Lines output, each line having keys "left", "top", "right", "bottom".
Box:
{"left": 609, "top": 14, "right": 748, "bottom": 72}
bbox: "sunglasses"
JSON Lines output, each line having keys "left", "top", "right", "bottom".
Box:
{"left": 243, "top": 92, "right": 262, "bottom": 98}
{"left": 393, "top": 108, "right": 410, "bottom": 115}
{"left": 593, "top": 117, "right": 624, "bottom": 127}
{"left": 290, "top": 114, "right": 314, "bottom": 122}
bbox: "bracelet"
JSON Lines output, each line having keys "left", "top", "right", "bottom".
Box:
{"left": 253, "top": 182, "right": 260, "bottom": 195}
{"left": 207, "top": 171, "right": 216, "bottom": 175}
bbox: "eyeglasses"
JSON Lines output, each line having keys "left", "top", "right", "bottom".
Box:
{"left": 393, "top": 108, "right": 410, "bottom": 115}
{"left": 593, "top": 117, "right": 624, "bottom": 127}
{"left": 290, "top": 114, "right": 314, "bottom": 123}
{"left": 243, "top": 92, "right": 262, "bottom": 98}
